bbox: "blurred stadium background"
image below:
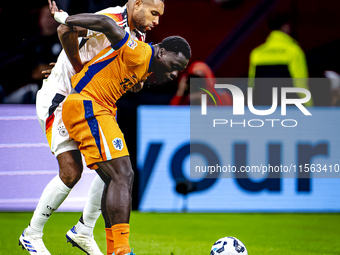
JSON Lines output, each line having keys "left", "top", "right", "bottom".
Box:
{"left": 1, "top": 0, "right": 340, "bottom": 253}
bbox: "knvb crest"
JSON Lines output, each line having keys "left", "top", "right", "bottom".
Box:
{"left": 113, "top": 138, "right": 123, "bottom": 151}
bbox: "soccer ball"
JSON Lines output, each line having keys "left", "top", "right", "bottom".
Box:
{"left": 210, "top": 236, "right": 248, "bottom": 255}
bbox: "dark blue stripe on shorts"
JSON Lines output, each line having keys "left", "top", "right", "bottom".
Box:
{"left": 83, "top": 100, "right": 102, "bottom": 157}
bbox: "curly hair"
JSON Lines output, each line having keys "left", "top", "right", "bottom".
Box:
{"left": 159, "top": 36, "right": 191, "bottom": 60}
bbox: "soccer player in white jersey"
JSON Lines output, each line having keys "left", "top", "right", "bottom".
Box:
{"left": 19, "top": 1, "right": 164, "bottom": 255}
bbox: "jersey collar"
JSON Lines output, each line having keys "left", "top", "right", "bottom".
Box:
{"left": 148, "top": 44, "right": 155, "bottom": 73}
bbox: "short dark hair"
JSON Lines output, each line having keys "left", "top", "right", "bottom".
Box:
{"left": 268, "top": 13, "right": 290, "bottom": 30}
{"left": 159, "top": 36, "right": 191, "bottom": 60}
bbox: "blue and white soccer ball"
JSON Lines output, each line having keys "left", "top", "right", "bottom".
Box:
{"left": 210, "top": 236, "right": 248, "bottom": 255}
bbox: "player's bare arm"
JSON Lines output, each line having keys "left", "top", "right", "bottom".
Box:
{"left": 49, "top": 0, "right": 125, "bottom": 46}
{"left": 65, "top": 14, "right": 126, "bottom": 46}
{"left": 57, "top": 24, "right": 87, "bottom": 73}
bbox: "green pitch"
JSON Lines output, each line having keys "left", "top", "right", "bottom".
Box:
{"left": 2, "top": 212, "right": 340, "bottom": 255}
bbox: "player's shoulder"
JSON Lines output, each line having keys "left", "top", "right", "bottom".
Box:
{"left": 95, "top": 5, "right": 125, "bottom": 15}
{"left": 130, "top": 39, "right": 151, "bottom": 56}
{"left": 96, "top": 5, "right": 127, "bottom": 25}
{"left": 121, "top": 38, "right": 152, "bottom": 66}
{"left": 129, "top": 37, "right": 148, "bottom": 48}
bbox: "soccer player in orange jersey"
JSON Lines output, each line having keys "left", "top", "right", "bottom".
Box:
{"left": 50, "top": 1, "right": 191, "bottom": 254}
{"left": 19, "top": 1, "right": 165, "bottom": 255}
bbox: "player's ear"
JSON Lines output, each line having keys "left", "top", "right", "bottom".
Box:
{"left": 134, "top": 0, "right": 143, "bottom": 9}
{"left": 158, "top": 48, "right": 165, "bottom": 58}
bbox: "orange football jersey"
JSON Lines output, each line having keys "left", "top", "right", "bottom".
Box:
{"left": 71, "top": 32, "right": 153, "bottom": 114}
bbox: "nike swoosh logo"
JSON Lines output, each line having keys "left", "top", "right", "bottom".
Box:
{"left": 121, "top": 232, "right": 129, "bottom": 235}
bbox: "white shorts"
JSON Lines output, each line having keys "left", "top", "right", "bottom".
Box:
{"left": 36, "top": 79, "right": 78, "bottom": 156}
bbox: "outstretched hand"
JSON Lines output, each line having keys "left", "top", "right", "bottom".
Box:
{"left": 48, "top": 0, "right": 63, "bottom": 17}
{"left": 41, "top": 63, "right": 56, "bottom": 78}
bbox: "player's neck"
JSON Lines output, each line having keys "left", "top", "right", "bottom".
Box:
{"left": 126, "top": 3, "right": 136, "bottom": 31}
{"left": 149, "top": 44, "right": 159, "bottom": 73}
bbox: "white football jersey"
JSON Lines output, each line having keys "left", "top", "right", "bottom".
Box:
{"left": 44, "top": 5, "right": 146, "bottom": 95}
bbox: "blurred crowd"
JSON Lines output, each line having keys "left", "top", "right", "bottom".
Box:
{"left": 0, "top": 2, "right": 61, "bottom": 103}
{"left": 0, "top": 0, "right": 126, "bottom": 103}
{"left": 1, "top": 0, "right": 339, "bottom": 106}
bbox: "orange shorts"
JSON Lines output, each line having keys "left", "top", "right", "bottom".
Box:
{"left": 62, "top": 93, "right": 129, "bottom": 169}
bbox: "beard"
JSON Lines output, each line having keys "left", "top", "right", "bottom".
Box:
{"left": 133, "top": 10, "right": 148, "bottom": 33}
